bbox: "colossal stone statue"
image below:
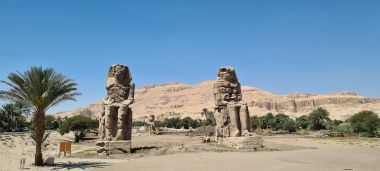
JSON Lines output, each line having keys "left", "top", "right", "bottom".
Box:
{"left": 214, "top": 67, "right": 251, "bottom": 139}
{"left": 145, "top": 114, "right": 156, "bottom": 135}
{"left": 99, "top": 64, "right": 135, "bottom": 141}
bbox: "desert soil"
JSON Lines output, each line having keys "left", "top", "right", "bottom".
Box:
{"left": 91, "top": 135, "right": 380, "bottom": 171}
{"left": 1, "top": 132, "right": 379, "bottom": 171}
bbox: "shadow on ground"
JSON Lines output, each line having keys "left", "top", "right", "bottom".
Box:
{"left": 131, "top": 146, "right": 159, "bottom": 153}
{"left": 49, "top": 161, "right": 110, "bottom": 170}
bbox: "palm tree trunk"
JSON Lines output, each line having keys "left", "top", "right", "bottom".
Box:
{"left": 34, "top": 111, "right": 45, "bottom": 166}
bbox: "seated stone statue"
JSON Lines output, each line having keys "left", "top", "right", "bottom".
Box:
{"left": 99, "top": 64, "right": 135, "bottom": 141}
{"left": 145, "top": 114, "right": 156, "bottom": 135}
{"left": 214, "top": 67, "right": 251, "bottom": 138}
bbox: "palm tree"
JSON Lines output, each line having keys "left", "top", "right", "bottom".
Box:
{"left": 0, "top": 103, "right": 26, "bottom": 131}
{"left": 0, "top": 67, "right": 80, "bottom": 166}
{"left": 308, "top": 107, "right": 332, "bottom": 130}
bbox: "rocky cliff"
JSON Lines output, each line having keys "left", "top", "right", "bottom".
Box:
{"left": 54, "top": 81, "right": 380, "bottom": 120}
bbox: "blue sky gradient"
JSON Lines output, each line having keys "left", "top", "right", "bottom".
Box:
{"left": 0, "top": 0, "right": 379, "bottom": 113}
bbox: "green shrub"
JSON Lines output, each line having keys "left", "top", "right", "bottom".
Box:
{"left": 250, "top": 116, "right": 260, "bottom": 130}
{"left": 262, "top": 113, "right": 275, "bottom": 129}
{"left": 132, "top": 120, "right": 145, "bottom": 127}
{"left": 282, "top": 119, "right": 297, "bottom": 132}
{"left": 181, "top": 117, "right": 201, "bottom": 129}
{"left": 331, "top": 123, "right": 354, "bottom": 133}
{"left": 272, "top": 114, "right": 296, "bottom": 132}
{"left": 251, "top": 113, "right": 296, "bottom": 132}
{"left": 332, "top": 119, "right": 344, "bottom": 126}
{"left": 348, "top": 111, "right": 380, "bottom": 137}
{"left": 59, "top": 115, "right": 98, "bottom": 142}
{"left": 164, "top": 118, "right": 182, "bottom": 129}
{"left": 296, "top": 115, "right": 309, "bottom": 129}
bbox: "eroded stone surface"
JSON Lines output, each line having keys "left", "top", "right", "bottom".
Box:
{"left": 99, "top": 64, "right": 135, "bottom": 142}
{"left": 213, "top": 67, "right": 251, "bottom": 139}
{"left": 145, "top": 114, "right": 156, "bottom": 135}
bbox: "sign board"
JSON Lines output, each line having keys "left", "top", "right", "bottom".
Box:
{"left": 59, "top": 141, "right": 72, "bottom": 157}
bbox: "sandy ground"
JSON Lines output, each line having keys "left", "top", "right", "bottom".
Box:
{"left": 91, "top": 135, "right": 380, "bottom": 171}
{"left": 0, "top": 132, "right": 126, "bottom": 171}
{"left": 1, "top": 132, "right": 379, "bottom": 171}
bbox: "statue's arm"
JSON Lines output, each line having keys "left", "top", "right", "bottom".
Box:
{"left": 123, "top": 82, "right": 135, "bottom": 105}
{"left": 213, "top": 81, "right": 227, "bottom": 106}
{"left": 236, "top": 82, "right": 243, "bottom": 100}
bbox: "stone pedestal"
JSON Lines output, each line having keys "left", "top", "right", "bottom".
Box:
{"left": 96, "top": 141, "right": 132, "bottom": 154}
{"left": 220, "top": 136, "right": 263, "bottom": 150}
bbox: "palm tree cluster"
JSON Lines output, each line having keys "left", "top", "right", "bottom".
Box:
{"left": 0, "top": 103, "right": 28, "bottom": 131}
{"left": 0, "top": 66, "right": 80, "bottom": 166}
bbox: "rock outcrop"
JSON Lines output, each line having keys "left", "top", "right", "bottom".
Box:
{"left": 54, "top": 81, "right": 380, "bottom": 120}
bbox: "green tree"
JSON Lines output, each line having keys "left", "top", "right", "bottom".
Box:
{"left": 272, "top": 114, "right": 296, "bottom": 132}
{"left": 348, "top": 111, "right": 380, "bottom": 137}
{"left": 308, "top": 108, "right": 331, "bottom": 130}
{"left": 164, "top": 118, "right": 182, "bottom": 129}
{"left": 132, "top": 120, "right": 145, "bottom": 127}
{"left": 250, "top": 116, "right": 260, "bottom": 130}
{"left": 259, "top": 113, "right": 275, "bottom": 129}
{"left": 332, "top": 119, "right": 344, "bottom": 126}
{"left": 0, "top": 103, "right": 27, "bottom": 131}
{"left": 45, "top": 115, "right": 59, "bottom": 130}
{"left": 59, "top": 115, "right": 98, "bottom": 142}
{"left": 282, "top": 119, "right": 297, "bottom": 132}
{"left": 181, "top": 117, "right": 200, "bottom": 129}
{"left": 296, "top": 115, "right": 309, "bottom": 129}
{"left": 0, "top": 67, "right": 80, "bottom": 166}
{"left": 201, "top": 108, "right": 216, "bottom": 126}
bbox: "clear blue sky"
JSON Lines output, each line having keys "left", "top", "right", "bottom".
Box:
{"left": 0, "top": 0, "right": 379, "bottom": 113}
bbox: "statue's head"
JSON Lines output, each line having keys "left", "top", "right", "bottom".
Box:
{"left": 217, "top": 67, "right": 238, "bottom": 82}
{"left": 107, "top": 64, "right": 132, "bottom": 84}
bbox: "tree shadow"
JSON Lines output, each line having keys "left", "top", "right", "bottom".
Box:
{"left": 49, "top": 161, "right": 110, "bottom": 170}
{"left": 131, "top": 146, "right": 159, "bottom": 153}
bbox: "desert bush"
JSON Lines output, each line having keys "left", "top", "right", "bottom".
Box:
{"left": 348, "top": 111, "right": 380, "bottom": 138}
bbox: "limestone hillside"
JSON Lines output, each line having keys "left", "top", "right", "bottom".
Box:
{"left": 54, "top": 81, "right": 380, "bottom": 120}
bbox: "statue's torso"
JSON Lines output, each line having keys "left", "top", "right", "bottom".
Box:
{"left": 106, "top": 83, "right": 131, "bottom": 103}
{"left": 214, "top": 79, "right": 242, "bottom": 106}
